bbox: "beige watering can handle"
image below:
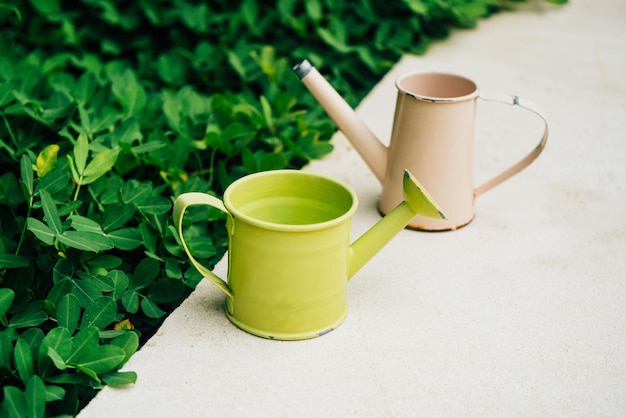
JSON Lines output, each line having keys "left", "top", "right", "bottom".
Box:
{"left": 474, "top": 92, "right": 548, "bottom": 197}
{"left": 173, "top": 192, "right": 233, "bottom": 299}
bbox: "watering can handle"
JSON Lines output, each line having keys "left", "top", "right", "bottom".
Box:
{"left": 173, "top": 193, "right": 233, "bottom": 299}
{"left": 474, "top": 92, "right": 548, "bottom": 196}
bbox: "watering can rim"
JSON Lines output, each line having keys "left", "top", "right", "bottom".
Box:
{"left": 223, "top": 169, "right": 358, "bottom": 233}
{"left": 395, "top": 71, "right": 479, "bottom": 103}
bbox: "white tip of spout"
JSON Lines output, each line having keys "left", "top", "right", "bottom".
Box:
{"left": 293, "top": 59, "right": 313, "bottom": 79}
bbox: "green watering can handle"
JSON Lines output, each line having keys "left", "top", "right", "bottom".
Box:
{"left": 173, "top": 192, "right": 233, "bottom": 300}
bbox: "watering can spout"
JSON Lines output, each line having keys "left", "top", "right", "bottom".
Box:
{"left": 293, "top": 59, "right": 388, "bottom": 182}
{"left": 348, "top": 170, "right": 446, "bottom": 278}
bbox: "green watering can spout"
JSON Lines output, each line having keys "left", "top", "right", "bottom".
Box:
{"left": 348, "top": 170, "right": 446, "bottom": 279}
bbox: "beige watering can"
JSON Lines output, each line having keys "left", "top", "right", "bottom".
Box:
{"left": 174, "top": 169, "right": 445, "bottom": 340}
{"left": 294, "top": 60, "right": 548, "bottom": 231}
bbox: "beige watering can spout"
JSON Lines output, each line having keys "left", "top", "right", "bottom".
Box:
{"left": 348, "top": 170, "right": 445, "bottom": 278}
{"left": 293, "top": 59, "right": 388, "bottom": 182}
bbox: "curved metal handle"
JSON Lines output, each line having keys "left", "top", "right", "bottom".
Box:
{"left": 173, "top": 192, "right": 233, "bottom": 299}
{"left": 475, "top": 92, "right": 548, "bottom": 196}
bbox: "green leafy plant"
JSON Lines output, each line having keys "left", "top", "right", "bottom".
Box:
{"left": 1, "top": 0, "right": 566, "bottom": 416}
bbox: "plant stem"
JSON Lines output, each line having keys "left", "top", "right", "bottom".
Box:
{"left": 2, "top": 112, "right": 18, "bottom": 150}
{"left": 72, "top": 181, "right": 82, "bottom": 214}
{"left": 15, "top": 199, "right": 32, "bottom": 256}
{"left": 88, "top": 186, "right": 104, "bottom": 212}
{"left": 208, "top": 148, "right": 218, "bottom": 188}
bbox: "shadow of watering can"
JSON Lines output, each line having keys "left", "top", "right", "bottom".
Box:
{"left": 174, "top": 169, "right": 445, "bottom": 340}
{"left": 293, "top": 59, "right": 548, "bottom": 231}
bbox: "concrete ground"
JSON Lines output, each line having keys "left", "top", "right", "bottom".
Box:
{"left": 79, "top": 1, "right": 626, "bottom": 417}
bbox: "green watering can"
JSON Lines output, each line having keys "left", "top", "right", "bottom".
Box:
{"left": 173, "top": 169, "right": 445, "bottom": 340}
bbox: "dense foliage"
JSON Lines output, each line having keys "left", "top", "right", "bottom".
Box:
{"left": 0, "top": 0, "right": 565, "bottom": 416}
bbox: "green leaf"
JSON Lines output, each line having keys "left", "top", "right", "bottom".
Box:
{"left": 0, "top": 172, "right": 23, "bottom": 206}
{"left": 35, "top": 144, "right": 60, "bottom": 177}
{"left": 46, "top": 346, "right": 67, "bottom": 371}
{"left": 109, "top": 270, "right": 130, "bottom": 301}
{"left": 0, "top": 79, "right": 18, "bottom": 107}
{"left": 81, "top": 297, "right": 117, "bottom": 330}
{"left": 57, "top": 231, "right": 114, "bottom": 252}
{"left": 111, "top": 117, "right": 142, "bottom": 146}
{"left": 131, "top": 258, "right": 160, "bottom": 290}
{"left": 57, "top": 200, "right": 82, "bottom": 217}
{"left": 140, "top": 223, "right": 159, "bottom": 254}
{"left": 45, "top": 372, "right": 91, "bottom": 385}
{"left": 21, "top": 328, "right": 44, "bottom": 359}
{"left": 99, "top": 329, "right": 127, "bottom": 339}
{"left": 121, "top": 181, "right": 151, "bottom": 204}
{"left": 73, "top": 132, "right": 89, "bottom": 175}
{"left": 76, "top": 271, "right": 114, "bottom": 292}
{"left": 157, "top": 51, "right": 187, "bottom": 85}
{"left": 102, "top": 371, "right": 137, "bottom": 387}
{"left": 77, "top": 345, "right": 126, "bottom": 374}
{"left": 2, "top": 385, "right": 27, "bottom": 418}
{"left": 147, "top": 278, "right": 185, "bottom": 304}
{"left": 47, "top": 279, "right": 73, "bottom": 305}
{"left": 20, "top": 154, "right": 33, "bottom": 199}
{"left": 0, "top": 288, "right": 15, "bottom": 317}
{"left": 305, "top": 0, "right": 323, "bottom": 21}
{"left": 316, "top": 26, "right": 352, "bottom": 53}
{"left": 177, "top": 2, "right": 209, "bottom": 32}
{"left": 259, "top": 152, "right": 288, "bottom": 171}
{"left": 80, "top": 148, "right": 119, "bottom": 185}
{"left": 141, "top": 298, "right": 166, "bottom": 319}
{"left": 75, "top": 72, "right": 97, "bottom": 105}
{"left": 403, "top": 0, "right": 428, "bottom": 14}
{"left": 39, "top": 326, "right": 72, "bottom": 369}
{"left": 121, "top": 291, "right": 139, "bottom": 314}
{"left": 130, "top": 139, "right": 167, "bottom": 155}
{"left": 108, "top": 228, "right": 143, "bottom": 251}
{"left": 71, "top": 279, "right": 102, "bottom": 308}
{"left": 39, "top": 324, "right": 72, "bottom": 359}
{"left": 29, "top": 0, "right": 60, "bottom": 14}
{"left": 101, "top": 204, "right": 136, "bottom": 232}
{"left": 67, "top": 326, "right": 99, "bottom": 364}
{"left": 56, "top": 293, "right": 81, "bottom": 333}
{"left": 76, "top": 364, "right": 101, "bottom": 383}
{"left": 0, "top": 332, "right": 13, "bottom": 368}
{"left": 260, "top": 96, "right": 273, "bottom": 131}
{"left": 0, "top": 254, "right": 30, "bottom": 269}
{"left": 87, "top": 255, "right": 123, "bottom": 270}
{"left": 110, "top": 68, "right": 146, "bottom": 118}
{"left": 44, "top": 385, "right": 66, "bottom": 402}
{"left": 165, "top": 258, "right": 183, "bottom": 279}
{"left": 296, "top": 133, "right": 334, "bottom": 159}
{"left": 9, "top": 303, "right": 48, "bottom": 329}
{"left": 35, "top": 167, "right": 70, "bottom": 194}
{"left": 15, "top": 338, "right": 34, "bottom": 384}
{"left": 77, "top": 104, "right": 94, "bottom": 132}
{"left": 240, "top": 0, "right": 259, "bottom": 29}
{"left": 136, "top": 197, "right": 171, "bottom": 215}
{"left": 187, "top": 236, "right": 217, "bottom": 259}
{"left": 24, "top": 375, "right": 46, "bottom": 418}
{"left": 68, "top": 215, "right": 104, "bottom": 234}
{"left": 26, "top": 217, "right": 56, "bottom": 245}
{"left": 227, "top": 50, "right": 246, "bottom": 79}
{"left": 110, "top": 332, "right": 139, "bottom": 365}
{"left": 161, "top": 89, "right": 181, "bottom": 131}
{"left": 241, "top": 147, "right": 257, "bottom": 172}
{"left": 39, "top": 189, "right": 62, "bottom": 235}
